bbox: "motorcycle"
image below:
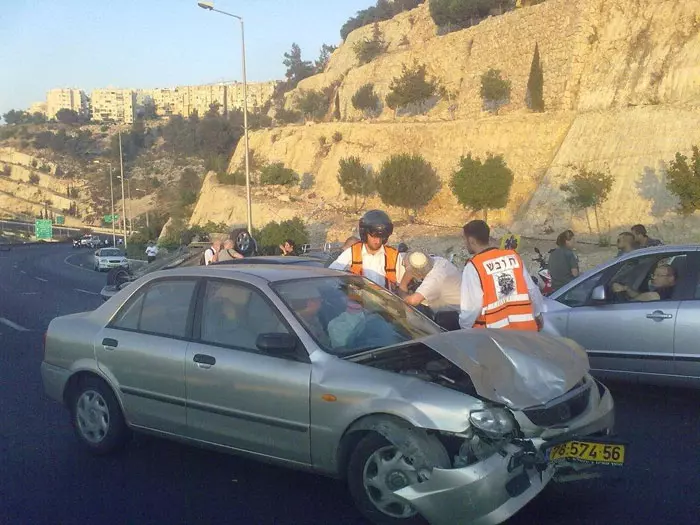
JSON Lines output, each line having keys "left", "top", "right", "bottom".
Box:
{"left": 531, "top": 247, "right": 553, "bottom": 296}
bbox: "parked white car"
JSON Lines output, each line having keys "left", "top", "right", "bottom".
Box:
{"left": 94, "top": 248, "right": 129, "bottom": 272}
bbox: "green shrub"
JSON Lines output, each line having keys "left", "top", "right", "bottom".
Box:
{"left": 100, "top": 125, "right": 110, "bottom": 132}
{"left": 376, "top": 153, "right": 440, "bottom": 218}
{"left": 666, "top": 146, "right": 700, "bottom": 216}
{"left": 332, "top": 131, "right": 343, "bottom": 143}
{"left": 341, "top": 0, "right": 424, "bottom": 40}
{"left": 385, "top": 62, "right": 438, "bottom": 111}
{"left": 352, "top": 84, "right": 381, "bottom": 114}
{"left": 300, "top": 173, "right": 315, "bottom": 190}
{"left": 38, "top": 164, "right": 51, "bottom": 174}
{"left": 260, "top": 163, "right": 299, "bottom": 186}
{"left": 480, "top": 69, "right": 512, "bottom": 113}
{"left": 353, "top": 23, "right": 386, "bottom": 65}
{"left": 338, "top": 156, "right": 375, "bottom": 211}
{"left": 429, "top": 0, "right": 501, "bottom": 30}
{"left": 253, "top": 217, "right": 310, "bottom": 255}
{"left": 295, "top": 89, "right": 330, "bottom": 121}
{"left": 1, "top": 165, "right": 11, "bottom": 177}
{"left": 450, "top": 153, "right": 514, "bottom": 222}
{"left": 28, "top": 173, "right": 40, "bottom": 184}
{"left": 217, "top": 171, "right": 247, "bottom": 185}
{"left": 276, "top": 107, "right": 302, "bottom": 125}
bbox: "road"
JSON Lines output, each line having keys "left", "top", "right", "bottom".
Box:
{"left": 0, "top": 244, "right": 698, "bottom": 524}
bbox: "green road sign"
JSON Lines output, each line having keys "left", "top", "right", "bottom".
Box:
{"left": 35, "top": 219, "right": 53, "bottom": 240}
{"left": 104, "top": 214, "right": 119, "bottom": 224}
{"left": 55, "top": 215, "right": 65, "bottom": 225}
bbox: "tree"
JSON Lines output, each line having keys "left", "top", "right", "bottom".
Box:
{"left": 295, "top": 90, "right": 330, "bottom": 121}
{"left": 429, "top": 0, "right": 504, "bottom": 29}
{"left": 142, "top": 98, "right": 158, "bottom": 120}
{"left": 560, "top": 165, "right": 614, "bottom": 234}
{"left": 179, "top": 168, "right": 202, "bottom": 207}
{"left": 55, "top": 109, "right": 80, "bottom": 125}
{"left": 28, "top": 173, "right": 40, "bottom": 184}
{"left": 386, "top": 62, "right": 438, "bottom": 112}
{"left": 341, "top": 0, "right": 424, "bottom": 40}
{"left": 376, "top": 154, "right": 440, "bottom": 219}
{"left": 480, "top": 69, "right": 511, "bottom": 113}
{"left": 526, "top": 44, "right": 545, "bottom": 112}
{"left": 353, "top": 22, "right": 386, "bottom": 65}
{"left": 450, "top": 153, "right": 514, "bottom": 222}
{"left": 283, "top": 43, "right": 315, "bottom": 90}
{"left": 275, "top": 108, "right": 302, "bottom": 125}
{"left": 666, "top": 146, "right": 700, "bottom": 216}
{"left": 337, "top": 156, "right": 375, "bottom": 211}
{"left": 260, "top": 163, "right": 299, "bottom": 186}
{"left": 315, "top": 44, "right": 337, "bottom": 72}
{"left": 254, "top": 217, "right": 310, "bottom": 255}
{"left": 2, "top": 109, "right": 29, "bottom": 125}
{"left": 352, "top": 84, "right": 381, "bottom": 115}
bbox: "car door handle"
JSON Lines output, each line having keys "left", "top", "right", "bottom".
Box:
{"left": 102, "top": 337, "right": 118, "bottom": 349}
{"left": 193, "top": 354, "right": 216, "bottom": 368}
{"left": 646, "top": 310, "right": 673, "bottom": 321}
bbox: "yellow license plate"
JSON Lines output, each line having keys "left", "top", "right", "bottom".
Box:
{"left": 548, "top": 441, "right": 626, "bottom": 466}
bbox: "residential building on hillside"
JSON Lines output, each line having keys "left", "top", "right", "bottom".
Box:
{"left": 46, "top": 88, "right": 89, "bottom": 119}
{"left": 29, "top": 102, "right": 48, "bottom": 116}
{"left": 226, "top": 81, "right": 277, "bottom": 112}
{"left": 91, "top": 89, "right": 136, "bottom": 124}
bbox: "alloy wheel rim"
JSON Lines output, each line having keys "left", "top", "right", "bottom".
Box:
{"left": 362, "top": 445, "right": 419, "bottom": 519}
{"left": 75, "top": 390, "right": 110, "bottom": 444}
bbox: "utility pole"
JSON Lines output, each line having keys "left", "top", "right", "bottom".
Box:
{"left": 109, "top": 164, "right": 116, "bottom": 246}
{"left": 119, "top": 132, "right": 127, "bottom": 249}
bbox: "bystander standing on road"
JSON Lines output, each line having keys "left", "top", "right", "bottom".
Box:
{"left": 217, "top": 239, "right": 244, "bottom": 262}
{"left": 145, "top": 241, "right": 159, "bottom": 264}
{"left": 631, "top": 224, "right": 663, "bottom": 248}
{"left": 280, "top": 239, "right": 296, "bottom": 256}
{"left": 549, "top": 230, "right": 579, "bottom": 291}
{"left": 459, "top": 220, "right": 543, "bottom": 331}
{"left": 203, "top": 239, "right": 222, "bottom": 266}
{"left": 616, "top": 232, "right": 636, "bottom": 257}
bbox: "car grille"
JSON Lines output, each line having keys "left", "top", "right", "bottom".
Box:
{"left": 523, "top": 380, "right": 590, "bottom": 426}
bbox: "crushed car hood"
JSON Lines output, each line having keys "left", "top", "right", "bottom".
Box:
{"left": 417, "top": 330, "right": 590, "bottom": 409}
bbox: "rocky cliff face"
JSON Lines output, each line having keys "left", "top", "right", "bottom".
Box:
{"left": 191, "top": 0, "right": 700, "bottom": 242}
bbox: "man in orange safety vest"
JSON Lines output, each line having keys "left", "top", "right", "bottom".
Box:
{"left": 459, "top": 220, "right": 544, "bottom": 331}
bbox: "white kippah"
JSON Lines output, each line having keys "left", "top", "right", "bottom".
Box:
{"left": 408, "top": 251, "right": 433, "bottom": 276}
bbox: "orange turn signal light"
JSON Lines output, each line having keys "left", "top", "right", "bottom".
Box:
{"left": 321, "top": 394, "right": 337, "bottom": 402}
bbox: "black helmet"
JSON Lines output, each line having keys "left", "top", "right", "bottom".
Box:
{"left": 359, "top": 210, "right": 393, "bottom": 244}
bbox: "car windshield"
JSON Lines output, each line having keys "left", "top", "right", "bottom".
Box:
{"left": 100, "top": 249, "right": 122, "bottom": 257}
{"left": 132, "top": 246, "right": 203, "bottom": 278}
{"left": 273, "top": 276, "right": 442, "bottom": 356}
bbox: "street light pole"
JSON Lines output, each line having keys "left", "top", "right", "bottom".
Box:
{"left": 118, "top": 132, "right": 127, "bottom": 249}
{"left": 127, "top": 179, "right": 133, "bottom": 234}
{"left": 197, "top": 1, "right": 253, "bottom": 234}
{"left": 109, "top": 164, "right": 116, "bottom": 246}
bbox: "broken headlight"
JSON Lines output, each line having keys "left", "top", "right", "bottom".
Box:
{"left": 469, "top": 408, "right": 515, "bottom": 438}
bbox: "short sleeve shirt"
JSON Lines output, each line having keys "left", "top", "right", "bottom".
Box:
{"left": 328, "top": 245, "right": 406, "bottom": 287}
{"left": 549, "top": 247, "right": 579, "bottom": 290}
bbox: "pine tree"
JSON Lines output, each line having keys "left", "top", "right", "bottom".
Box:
{"left": 526, "top": 44, "right": 545, "bottom": 112}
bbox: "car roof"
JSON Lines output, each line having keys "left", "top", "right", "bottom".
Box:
{"left": 213, "top": 255, "right": 326, "bottom": 265}
{"left": 146, "top": 264, "right": 344, "bottom": 283}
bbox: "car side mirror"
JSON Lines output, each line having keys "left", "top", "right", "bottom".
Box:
{"left": 591, "top": 285, "right": 607, "bottom": 302}
{"left": 256, "top": 333, "right": 299, "bottom": 358}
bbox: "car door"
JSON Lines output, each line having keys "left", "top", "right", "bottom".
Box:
{"left": 185, "top": 278, "right": 311, "bottom": 464}
{"left": 672, "top": 251, "right": 700, "bottom": 381}
{"left": 562, "top": 251, "right": 692, "bottom": 378}
{"left": 97, "top": 277, "right": 198, "bottom": 435}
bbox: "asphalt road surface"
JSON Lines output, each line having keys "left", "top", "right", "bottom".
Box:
{"left": 1, "top": 244, "right": 698, "bottom": 524}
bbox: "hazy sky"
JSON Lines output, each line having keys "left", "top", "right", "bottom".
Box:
{"left": 0, "top": 0, "right": 372, "bottom": 117}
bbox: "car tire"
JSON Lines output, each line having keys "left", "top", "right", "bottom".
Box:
{"left": 69, "top": 377, "right": 129, "bottom": 455}
{"left": 106, "top": 267, "right": 131, "bottom": 287}
{"left": 229, "top": 228, "right": 256, "bottom": 257}
{"left": 347, "top": 433, "right": 427, "bottom": 525}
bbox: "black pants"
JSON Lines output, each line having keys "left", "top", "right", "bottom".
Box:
{"left": 148, "top": 256, "right": 156, "bottom": 263}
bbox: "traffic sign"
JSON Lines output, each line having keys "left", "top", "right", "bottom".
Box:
{"left": 104, "top": 214, "right": 119, "bottom": 224}
{"left": 55, "top": 215, "right": 65, "bottom": 225}
{"left": 35, "top": 219, "right": 53, "bottom": 240}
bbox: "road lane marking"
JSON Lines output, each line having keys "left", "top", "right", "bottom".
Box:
{"left": 75, "top": 288, "right": 99, "bottom": 296}
{"left": 21, "top": 292, "right": 38, "bottom": 295}
{"left": 0, "top": 317, "right": 30, "bottom": 332}
{"left": 20, "top": 270, "right": 26, "bottom": 274}
{"left": 35, "top": 277, "right": 48, "bottom": 282}
{"left": 64, "top": 253, "right": 97, "bottom": 274}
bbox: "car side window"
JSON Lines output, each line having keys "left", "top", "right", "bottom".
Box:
{"left": 607, "top": 253, "right": 687, "bottom": 303}
{"left": 200, "top": 280, "right": 289, "bottom": 353}
{"left": 557, "top": 273, "right": 604, "bottom": 307}
{"left": 111, "top": 279, "right": 197, "bottom": 338}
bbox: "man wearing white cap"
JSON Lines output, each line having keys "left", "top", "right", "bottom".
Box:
{"left": 398, "top": 250, "right": 462, "bottom": 315}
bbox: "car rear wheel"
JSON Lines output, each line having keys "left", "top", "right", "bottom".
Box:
{"left": 229, "top": 228, "right": 256, "bottom": 257}
{"left": 70, "top": 377, "right": 129, "bottom": 455}
{"left": 348, "top": 433, "right": 427, "bottom": 525}
{"left": 106, "top": 267, "right": 131, "bottom": 287}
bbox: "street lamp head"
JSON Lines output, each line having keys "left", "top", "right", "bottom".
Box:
{"left": 197, "top": 1, "right": 214, "bottom": 10}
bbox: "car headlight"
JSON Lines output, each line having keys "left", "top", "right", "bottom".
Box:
{"left": 469, "top": 408, "right": 516, "bottom": 438}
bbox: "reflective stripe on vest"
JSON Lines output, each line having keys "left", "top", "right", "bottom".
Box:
{"left": 470, "top": 248, "right": 538, "bottom": 331}
{"left": 349, "top": 242, "right": 399, "bottom": 288}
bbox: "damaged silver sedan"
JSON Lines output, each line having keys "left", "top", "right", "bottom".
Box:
{"left": 41, "top": 266, "right": 623, "bottom": 525}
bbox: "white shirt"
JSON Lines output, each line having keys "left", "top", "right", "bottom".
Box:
{"left": 145, "top": 245, "right": 159, "bottom": 257}
{"left": 415, "top": 257, "right": 462, "bottom": 311}
{"left": 329, "top": 244, "right": 406, "bottom": 287}
{"left": 204, "top": 247, "right": 217, "bottom": 265}
{"left": 459, "top": 256, "right": 543, "bottom": 329}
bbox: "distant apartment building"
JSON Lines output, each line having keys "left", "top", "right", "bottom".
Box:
{"left": 46, "top": 88, "right": 88, "bottom": 119}
{"left": 226, "top": 81, "right": 277, "bottom": 112}
{"left": 91, "top": 89, "right": 136, "bottom": 124}
{"left": 29, "top": 102, "right": 48, "bottom": 116}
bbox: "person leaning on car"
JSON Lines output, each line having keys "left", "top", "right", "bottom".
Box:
{"left": 459, "top": 220, "right": 544, "bottom": 331}
{"left": 217, "top": 239, "right": 244, "bottom": 262}
{"left": 611, "top": 263, "right": 676, "bottom": 302}
{"left": 398, "top": 250, "right": 462, "bottom": 311}
{"left": 631, "top": 224, "right": 663, "bottom": 249}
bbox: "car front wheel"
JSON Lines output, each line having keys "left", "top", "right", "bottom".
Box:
{"left": 348, "top": 433, "right": 427, "bottom": 525}
{"left": 70, "top": 377, "right": 129, "bottom": 455}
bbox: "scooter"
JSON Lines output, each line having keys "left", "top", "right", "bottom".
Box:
{"left": 531, "top": 247, "right": 553, "bottom": 296}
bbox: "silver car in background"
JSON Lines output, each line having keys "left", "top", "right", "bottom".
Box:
{"left": 42, "top": 266, "right": 622, "bottom": 525}
{"left": 93, "top": 248, "right": 129, "bottom": 272}
{"left": 543, "top": 245, "right": 700, "bottom": 388}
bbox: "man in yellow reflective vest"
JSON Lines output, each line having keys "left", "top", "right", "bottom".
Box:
{"left": 328, "top": 210, "right": 405, "bottom": 290}
{"left": 459, "top": 220, "right": 544, "bottom": 331}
